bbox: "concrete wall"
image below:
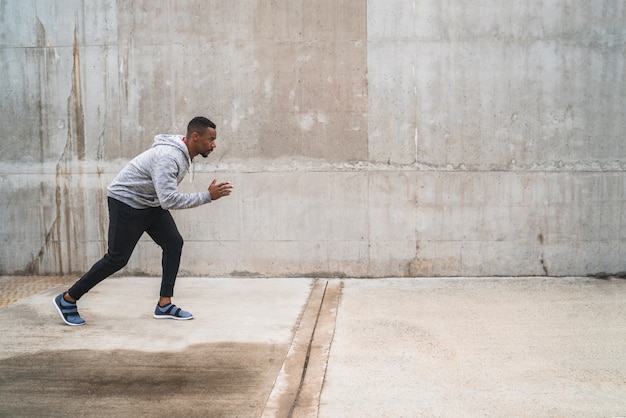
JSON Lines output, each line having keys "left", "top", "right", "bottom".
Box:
{"left": 1, "top": 0, "right": 624, "bottom": 277}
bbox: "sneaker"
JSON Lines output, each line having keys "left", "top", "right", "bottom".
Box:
{"left": 153, "top": 303, "right": 193, "bottom": 320}
{"left": 53, "top": 293, "right": 86, "bottom": 326}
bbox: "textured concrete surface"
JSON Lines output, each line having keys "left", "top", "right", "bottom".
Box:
{"left": 320, "top": 277, "right": 626, "bottom": 417}
{"left": 0, "top": 277, "right": 314, "bottom": 417}
{"left": 1, "top": 276, "right": 625, "bottom": 417}
{"left": 1, "top": 1, "right": 625, "bottom": 277}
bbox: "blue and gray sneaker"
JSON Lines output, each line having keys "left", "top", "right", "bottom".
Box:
{"left": 153, "top": 303, "right": 193, "bottom": 320}
{"left": 53, "top": 293, "right": 86, "bottom": 326}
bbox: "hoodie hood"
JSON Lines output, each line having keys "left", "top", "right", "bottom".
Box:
{"left": 152, "top": 134, "right": 190, "bottom": 163}
{"left": 152, "top": 134, "right": 195, "bottom": 182}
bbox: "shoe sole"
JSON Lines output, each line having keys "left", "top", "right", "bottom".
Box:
{"left": 52, "top": 297, "right": 86, "bottom": 326}
{"left": 153, "top": 314, "right": 194, "bottom": 320}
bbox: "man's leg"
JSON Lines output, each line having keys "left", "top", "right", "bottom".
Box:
{"left": 147, "top": 210, "right": 192, "bottom": 320}
{"left": 146, "top": 209, "right": 183, "bottom": 300}
{"left": 66, "top": 198, "right": 148, "bottom": 300}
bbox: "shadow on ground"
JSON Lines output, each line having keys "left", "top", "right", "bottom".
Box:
{"left": 0, "top": 342, "right": 282, "bottom": 417}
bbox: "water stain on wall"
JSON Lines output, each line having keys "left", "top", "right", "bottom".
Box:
{"left": 28, "top": 23, "right": 90, "bottom": 275}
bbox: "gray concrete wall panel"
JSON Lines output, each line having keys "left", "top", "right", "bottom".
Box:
{"left": 1, "top": 1, "right": 624, "bottom": 277}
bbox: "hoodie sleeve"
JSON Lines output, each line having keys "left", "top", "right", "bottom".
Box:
{"left": 152, "top": 155, "right": 211, "bottom": 210}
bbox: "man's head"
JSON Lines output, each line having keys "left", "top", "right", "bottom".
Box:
{"left": 186, "top": 116, "right": 217, "bottom": 158}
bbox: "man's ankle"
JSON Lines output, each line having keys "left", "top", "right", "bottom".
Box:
{"left": 63, "top": 292, "right": 76, "bottom": 303}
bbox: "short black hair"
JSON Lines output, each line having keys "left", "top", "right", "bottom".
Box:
{"left": 187, "top": 116, "right": 216, "bottom": 136}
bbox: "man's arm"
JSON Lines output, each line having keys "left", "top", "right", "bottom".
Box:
{"left": 152, "top": 158, "right": 211, "bottom": 210}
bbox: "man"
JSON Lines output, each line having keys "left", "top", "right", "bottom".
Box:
{"left": 53, "top": 116, "right": 233, "bottom": 326}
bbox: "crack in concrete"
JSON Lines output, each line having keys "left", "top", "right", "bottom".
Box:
{"left": 288, "top": 281, "right": 329, "bottom": 418}
{"left": 290, "top": 280, "right": 342, "bottom": 418}
{"left": 262, "top": 279, "right": 342, "bottom": 418}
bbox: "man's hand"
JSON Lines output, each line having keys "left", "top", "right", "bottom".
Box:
{"left": 209, "top": 179, "right": 233, "bottom": 201}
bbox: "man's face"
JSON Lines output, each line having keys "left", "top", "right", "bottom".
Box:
{"left": 197, "top": 127, "right": 217, "bottom": 158}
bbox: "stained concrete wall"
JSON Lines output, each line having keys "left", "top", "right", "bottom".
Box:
{"left": 1, "top": 1, "right": 624, "bottom": 277}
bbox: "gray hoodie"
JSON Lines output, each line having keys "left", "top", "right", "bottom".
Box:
{"left": 107, "top": 134, "right": 211, "bottom": 210}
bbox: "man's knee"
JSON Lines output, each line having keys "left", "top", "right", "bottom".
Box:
{"left": 106, "top": 252, "right": 132, "bottom": 269}
{"left": 174, "top": 235, "right": 184, "bottom": 252}
{"left": 167, "top": 234, "right": 184, "bottom": 254}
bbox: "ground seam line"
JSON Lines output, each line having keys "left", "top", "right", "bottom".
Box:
{"left": 288, "top": 279, "right": 329, "bottom": 417}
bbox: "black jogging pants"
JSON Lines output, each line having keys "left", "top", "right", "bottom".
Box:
{"left": 67, "top": 197, "right": 183, "bottom": 300}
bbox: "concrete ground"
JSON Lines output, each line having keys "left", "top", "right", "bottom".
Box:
{"left": 0, "top": 276, "right": 625, "bottom": 417}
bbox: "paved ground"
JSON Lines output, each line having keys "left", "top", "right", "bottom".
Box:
{"left": 0, "top": 276, "right": 625, "bottom": 417}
